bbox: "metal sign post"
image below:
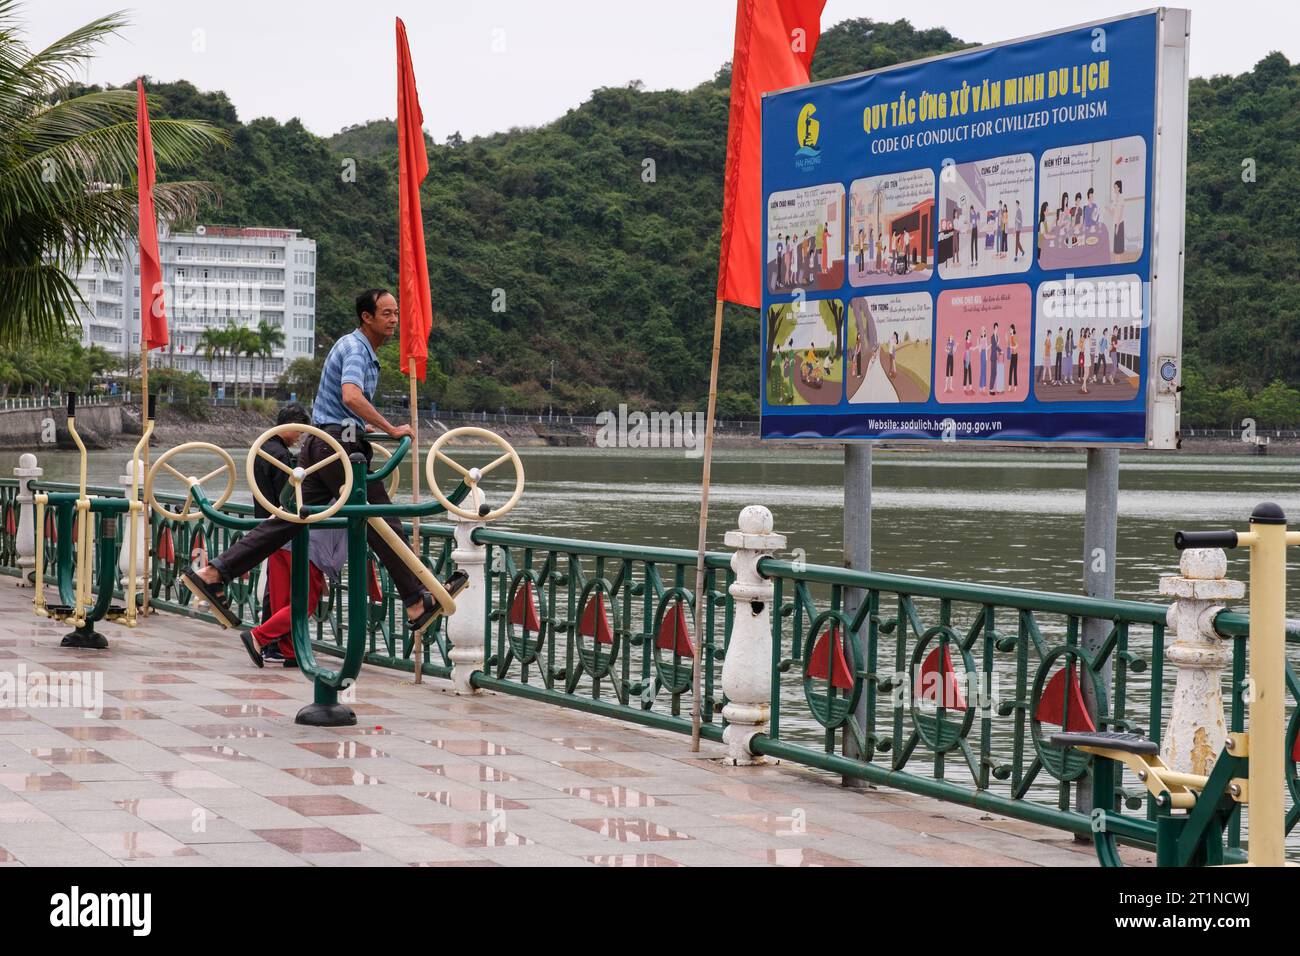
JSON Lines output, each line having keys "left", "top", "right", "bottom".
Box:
{"left": 1078, "top": 447, "right": 1118, "bottom": 819}
{"left": 842, "top": 442, "right": 871, "bottom": 787}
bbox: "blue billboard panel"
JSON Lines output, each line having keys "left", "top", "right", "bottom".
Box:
{"left": 760, "top": 10, "right": 1188, "bottom": 445}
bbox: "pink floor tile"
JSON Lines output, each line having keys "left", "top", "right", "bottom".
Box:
{"left": 110, "top": 689, "right": 176, "bottom": 701}
{"left": 269, "top": 794, "right": 377, "bottom": 816}
{"left": 283, "top": 767, "right": 383, "bottom": 786}
{"left": 418, "top": 822, "right": 533, "bottom": 847}
{"left": 424, "top": 739, "right": 518, "bottom": 757}
{"left": 295, "top": 741, "right": 387, "bottom": 759}
{"left": 0, "top": 771, "right": 83, "bottom": 792}
{"left": 422, "top": 764, "right": 520, "bottom": 783}
{"left": 184, "top": 724, "right": 272, "bottom": 739}
{"left": 746, "top": 848, "right": 856, "bottom": 867}
{"left": 167, "top": 746, "right": 253, "bottom": 763}
{"left": 562, "top": 786, "right": 665, "bottom": 809}
{"left": 569, "top": 818, "right": 692, "bottom": 842}
{"left": 583, "top": 853, "right": 684, "bottom": 867}
{"left": 254, "top": 827, "right": 362, "bottom": 853}
{"left": 415, "top": 789, "right": 528, "bottom": 812}
{"left": 27, "top": 747, "right": 115, "bottom": 765}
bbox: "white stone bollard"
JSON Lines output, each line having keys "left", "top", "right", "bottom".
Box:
{"left": 118, "top": 459, "right": 148, "bottom": 597}
{"left": 1158, "top": 548, "right": 1244, "bottom": 776}
{"left": 721, "top": 505, "right": 786, "bottom": 765}
{"left": 14, "top": 452, "right": 41, "bottom": 586}
{"left": 446, "top": 486, "right": 488, "bottom": 695}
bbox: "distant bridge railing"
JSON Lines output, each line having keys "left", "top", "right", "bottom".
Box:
{"left": 0, "top": 473, "right": 1294, "bottom": 857}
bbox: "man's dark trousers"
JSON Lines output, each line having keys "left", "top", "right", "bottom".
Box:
{"left": 210, "top": 432, "right": 423, "bottom": 605}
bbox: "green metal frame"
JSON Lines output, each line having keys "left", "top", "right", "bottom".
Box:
{"left": 181, "top": 443, "right": 468, "bottom": 724}
{"left": 35, "top": 489, "right": 130, "bottom": 645}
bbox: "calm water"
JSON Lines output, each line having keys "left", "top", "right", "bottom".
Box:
{"left": 18, "top": 442, "right": 1296, "bottom": 605}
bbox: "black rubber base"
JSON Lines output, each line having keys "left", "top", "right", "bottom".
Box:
{"left": 61, "top": 627, "right": 108, "bottom": 650}
{"left": 295, "top": 702, "right": 357, "bottom": 727}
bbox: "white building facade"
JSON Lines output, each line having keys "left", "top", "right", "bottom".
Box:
{"left": 67, "top": 224, "right": 316, "bottom": 391}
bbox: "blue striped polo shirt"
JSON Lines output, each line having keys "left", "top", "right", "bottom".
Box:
{"left": 312, "top": 329, "right": 380, "bottom": 426}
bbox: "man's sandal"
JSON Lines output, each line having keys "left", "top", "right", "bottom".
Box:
{"left": 406, "top": 570, "right": 469, "bottom": 636}
{"left": 180, "top": 569, "right": 240, "bottom": 629}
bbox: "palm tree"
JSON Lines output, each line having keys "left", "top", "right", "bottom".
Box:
{"left": 239, "top": 326, "right": 262, "bottom": 399}
{"left": 255, "top": 320, "right": 284, "bottom": 398}
{"left": 199, "top": 327, "right": 223, "bottom": 398}
{"left": 223, "top": 323, "right": 251, "bottom": 399}
{"left": 215, "top": 323, "right": 237, "bottom": 398}
{"left": 0, "top": 3, "right": 227, "bottom": 344}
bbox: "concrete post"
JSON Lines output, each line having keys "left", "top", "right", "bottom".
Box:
{"left": 14, "top": 452, "right": 41, "bottom": 585}
{"left": 1158, "top": 548, "right": 1243, "bottom": 775}
{"left": 446, "top": 486, "right": 487, "bottom": 695}
{"left": 118, "top": 458, "right": 147, "bottom": 598}
{"left": 721, "top": 505, "right": 786, "bottom": 765}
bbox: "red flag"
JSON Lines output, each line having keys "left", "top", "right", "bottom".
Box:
{"left": 717, "top": 0, "right": 824, "bottom": 308}
{"left": 396, "top": 18, "right": 432, "bottom": 382}
{"left": 136, "top": 78, "right": 168, "bottom": 350}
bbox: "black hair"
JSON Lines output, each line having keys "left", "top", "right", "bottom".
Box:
{"left": 355, "top": 288, "right": 392, "bottom": 324}
{"left": 276, "top": 402, "right": 309, "bottom": 426}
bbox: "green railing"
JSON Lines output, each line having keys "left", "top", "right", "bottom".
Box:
{"left": 1, "top": 476, "right": 1295, "bottom": 857}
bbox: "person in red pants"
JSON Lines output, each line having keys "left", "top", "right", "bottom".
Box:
{"left": 241, "top": 527, "right": 346, "bottom": 668}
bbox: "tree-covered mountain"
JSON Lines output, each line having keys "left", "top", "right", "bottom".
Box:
{"left": 70, "top": 18, "right": 1300, "bottom": 425}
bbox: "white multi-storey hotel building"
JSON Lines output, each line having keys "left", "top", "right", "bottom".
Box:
{"left": 67, "top": 223, "right": 316, "bottom": 391}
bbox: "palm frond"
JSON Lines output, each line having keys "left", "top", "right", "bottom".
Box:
{"left": 0, "top": 9, "right": 130, "bottom": 128}
{"left": 0, "top": 260, "right": 85, "bottom": 347}
{"left": 0, "top": 4, "right": 229, "bottom": 342}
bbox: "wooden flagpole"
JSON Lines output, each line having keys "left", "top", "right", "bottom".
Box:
{"left": 688, "top": 296, "right": 725, "bottom": 751}
{"left": 139, "top": 344, "right": 151, "bottom": 614}
{"left": 409, "top": 370, "right": 423, "bottom": 683}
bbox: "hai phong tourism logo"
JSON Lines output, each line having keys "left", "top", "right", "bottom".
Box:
{"left": 795, "top": 102, "right": 821, "bottom": 171}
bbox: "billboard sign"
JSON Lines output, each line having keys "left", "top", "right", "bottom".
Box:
{"left": 760, "top": 9, "right": 1190, "bottom": 446}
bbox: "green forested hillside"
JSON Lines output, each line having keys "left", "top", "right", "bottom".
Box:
{"left": 72, "top": 18, "right": 1300, "bottom": 424}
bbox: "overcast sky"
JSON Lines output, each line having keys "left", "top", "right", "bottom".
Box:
{"left": 26, "top": 1, "right": 1300, "bottom": 140}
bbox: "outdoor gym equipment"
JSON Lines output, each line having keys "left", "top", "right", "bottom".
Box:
{"left": 1050, "top": 502, "right": 1297, "bottom": 867}
{"left": 145, "top": 425, "right": 524, "bottom": 726}
{"left": 32, "top": 393, "right": 155, "bottom": 648}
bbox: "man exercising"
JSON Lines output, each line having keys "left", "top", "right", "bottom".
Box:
{"left": 182, "top": 288, "right": 466, "bottom": 634}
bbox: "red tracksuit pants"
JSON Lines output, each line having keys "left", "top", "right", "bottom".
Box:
{"left": 250, "top": 550, "right": 324, "bottom": 659}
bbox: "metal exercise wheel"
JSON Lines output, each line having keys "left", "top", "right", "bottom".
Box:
{"left": 144, "top": 442, "right": 237, "bottom": 523}
{"left": 246, "top": 424, "right": 353, "bottom": 524}
{"left": 425, "top": 426, "right": 524, "bottom": 522}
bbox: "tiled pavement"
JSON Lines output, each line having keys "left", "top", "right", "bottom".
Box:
{"left": 0, "top": 584, "right": 1132, "bottom": 867}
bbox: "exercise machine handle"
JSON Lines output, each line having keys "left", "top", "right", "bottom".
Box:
{"left": 366, "top": 435, "right": 410, "bottom": 484}
{"left": 66, "top": 391, "right": 77, "bottom": 416}
{"left": 1174, "top": 530, "right": 1238, "bottom": 550}
{"left": 147, "top": 394, "right": 157, "bottom": 420}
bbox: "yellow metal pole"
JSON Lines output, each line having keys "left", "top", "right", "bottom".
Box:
{"left": 1246, "top": 504, "right": 1286, "bottom": 866}
{"left": 68, "top": 411, "right": 90, "bottom": 623}
{"left": 33, "top": 494, "right": 46, "bottom": 615}
{"left": 366, "top": 516, "right": 455, "bottom": 615}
